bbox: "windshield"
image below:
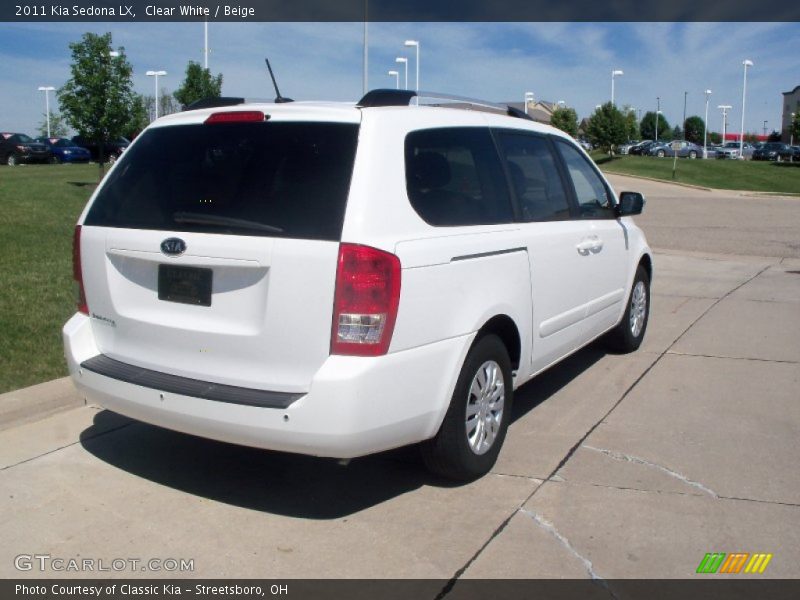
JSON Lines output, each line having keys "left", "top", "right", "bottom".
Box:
{"left": 15, "top": 134, "right": 34, "bottom": 143}
{"left": 85, "top": 121, "right": 359, "bottom": 241}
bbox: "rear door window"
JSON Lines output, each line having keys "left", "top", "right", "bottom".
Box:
{"left": 405, "top": 127, "right": 513, "bottom": 226}
{"left": 85, "top": 121, "right": 360, "bottom": 241}
{"left": 496, "top": 132, "right": 571, "bottom": 222}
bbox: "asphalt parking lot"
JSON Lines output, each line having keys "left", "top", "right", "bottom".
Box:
{"left": 0, "top": 174, "right": 798, "bottom": 583}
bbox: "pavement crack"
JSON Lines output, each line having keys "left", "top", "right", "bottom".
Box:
{"left": 582, "top": 445, "right": 719, "bottom": 498}
{"left": 664, "top": 351, "right": 798, "bottom": 365}
{"left": 0, "top": 422, "right": 133, "bottom": 472}
{"left": 519, "top": 508, "right": 612, "bottom": 590}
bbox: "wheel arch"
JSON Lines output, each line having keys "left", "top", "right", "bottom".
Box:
{"left": 638, "top": 252, "right": 653, "bottom": 283}
{"left": 474, "top": 314, "right": 522, "bottom": 372}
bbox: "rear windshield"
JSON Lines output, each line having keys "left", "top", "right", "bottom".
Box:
{"left": 85, "top": 121, "right": 359, "bottom": 241}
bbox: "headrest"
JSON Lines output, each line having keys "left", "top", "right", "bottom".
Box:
{"left": 409, "top": 152, "right": 451, "bottom": 190}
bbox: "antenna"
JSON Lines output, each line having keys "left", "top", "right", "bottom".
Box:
{"left": 265, "top": 58, "right": 293, "bottom": 103}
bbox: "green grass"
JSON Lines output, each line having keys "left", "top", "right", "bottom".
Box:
{"left": 0, "top": 164, "right": 98, "bottom": 393}
{"left": 592, "top": 153, "right": 800, "bottom": 194}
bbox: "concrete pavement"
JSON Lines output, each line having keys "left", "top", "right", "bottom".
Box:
{"left": 0, "top": 176, "right": 798, "bottom": 586}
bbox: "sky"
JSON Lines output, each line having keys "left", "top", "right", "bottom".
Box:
{"left": 1, "top": 21, "right": 798, "bottom": 137}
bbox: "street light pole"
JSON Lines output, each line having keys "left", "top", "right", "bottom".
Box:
{"left": 204, "top": 19, "right": 209, "bottom": 69}
{"left": 395, "top": 57, "right": 408, "bottom": 90}
{"left": 524, "top": 91, "right": 534, "bottom": 115}
{"left": 37, "top": 86, "right": 55, "bottom": 138}
{"left": 655, "top": 97, "right": 660, "bottom": 142}
{"left": 762, "top": 120, "right": 768, "bottom": 138}
{"left": 718, "top": 105, "right": 732, "bottom": 147}
{"left": 703, "top": 89, "right": 712, "bottom": 158}
{"left": 611, "top": 69, "right": 623, "bottom": 105}
{"left": 404, "top": 40, "right": 420, "bottom": 92}
{"left": 146, "top": 70, "right": 167, "bottom": 120}
{"left": 387, "top": 70, "right": 399, "bottom": 89}
{"left": 682, "top": 91, "right": 687, "bottom": 139}
{"left": 740, "top": 59, "right": 753, "bottom": 158}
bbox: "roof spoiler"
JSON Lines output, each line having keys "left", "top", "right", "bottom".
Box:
{"left": 184, "top": 97, "right": 245, "bottom": 111}
{"left": 357, "top": 89, "right": 533, "bottom": 121}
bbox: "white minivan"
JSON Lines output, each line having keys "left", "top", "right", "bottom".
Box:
{"left": 63, "top": 90, "right": 652, "bottom": 480}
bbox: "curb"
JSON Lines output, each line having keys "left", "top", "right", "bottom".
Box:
{"left": 0, "top": 377, "right": 84, "bottom": 432}
{"left": 603, "top": 172, "right": 714, "bottom": 192}
{"left": 604, "top": 171, "right": 800, "bottom": 198}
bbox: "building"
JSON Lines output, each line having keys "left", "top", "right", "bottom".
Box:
{"left": 505, "top": 100, "right": 558, "bottom": 124}
{"left": 782, "top": 85, "right": 800, "bottom": 143}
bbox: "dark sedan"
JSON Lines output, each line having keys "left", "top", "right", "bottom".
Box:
{"left": 0, "top": 133, "right": 52, "bottom": 165}
{"left": 752, "top": 142, "right": 790, "bottom": 161}
{"left": 629, "top": 140, "right": 655, "bottom": 156}
{"left": 72, "top": 136, "right": 130, "bottom": 163}
{"left": 35, "top": 137, "right": 91, "bottom": 164}
{"left": 778, "top": 145, "right": 800, "bottom": 162}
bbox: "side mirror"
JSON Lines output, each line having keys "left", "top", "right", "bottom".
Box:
{"left": 616, "top": 191, "right": 645, "bottom": 217}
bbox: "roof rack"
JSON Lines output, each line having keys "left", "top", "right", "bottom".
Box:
{"left": 357, "top": 89, "right": 533, "bottom": 121}
{"left": 184, "top": 97, "right": 246, "bottom": 111}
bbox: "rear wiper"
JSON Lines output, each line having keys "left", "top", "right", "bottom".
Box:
{"left": 173, "top": 212, "right": 284, "bottom": 234}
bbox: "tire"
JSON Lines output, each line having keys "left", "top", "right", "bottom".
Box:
{"left": 7, "top": 153, "right": 18, "bottom": 166}
{"left": 605, "top": 265, "right": 650, "bottom": 353}
{"left": 421, "top": 334, "right": 513, "bottom": 481}
{"left": 688, "top": 151, "right": 697, "bottom": 159}
{"left": 657, "top": 150, "right": 665, "bottom": 158}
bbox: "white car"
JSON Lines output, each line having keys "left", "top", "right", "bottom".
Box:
{"left": 64, "top": 90, "right": 652, "bottom": 480}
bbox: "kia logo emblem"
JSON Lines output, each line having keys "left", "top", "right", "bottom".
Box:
{"left": 160, "top": 238, "right": 186, "bottom": 256}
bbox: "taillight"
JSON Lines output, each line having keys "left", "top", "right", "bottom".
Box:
{"left": 204, "top": 111, "right": 266, "bottom": 124}
{"left": 331, "top": 244, "right": 401, "bottom": 357}
{"left": 72, "top": 225, "right": 88, "bottom": 315}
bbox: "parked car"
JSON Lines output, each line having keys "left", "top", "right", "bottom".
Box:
{"left": 753, "top": 142, "right": 791, "bottom": 161}
{"left": 777, "top": 145, "right": 800, "bottom": 162}
{"left": 35, "top": 137, "right": 91, "bottom": 164}
{"left": 63, "top": 91, "right": 652, "bottom": 481}
{"left": 649, "top": 140, "right": 703, "bottom": 159}
{"left": 577, "top": 138, "right": 593, "bottom": 151}
{"left": 617, "top": 140, "right": 640, "bottom": 155}
{"left": 629, "top": 140, "right": 655, "bottom": 156}
{"left": 0, "top": 132, "right": 52, "bottom": 165}
{"left": 716, "top": 141, "right": 755, "bottom": 159}
{"left": 72, "top": 135, "right": 130, "bottom": 163}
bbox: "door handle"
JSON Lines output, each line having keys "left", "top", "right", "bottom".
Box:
{"left": 576, "top": 236, "right": 603, "bottom": 255}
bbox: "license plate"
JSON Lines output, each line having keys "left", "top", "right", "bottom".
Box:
{"left": 158, "top": 265, "right": 212, "bottom": 306}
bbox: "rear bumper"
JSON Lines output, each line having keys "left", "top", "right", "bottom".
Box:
{"left": 63, "top": 313, "right": 472, "bottom": 458}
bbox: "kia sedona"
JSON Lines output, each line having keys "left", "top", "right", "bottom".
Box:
{"left": 64, "top": 90, "right": 652, "bottom": 481}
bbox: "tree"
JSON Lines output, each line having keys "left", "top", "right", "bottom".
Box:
{"left": 621, "top": 106, "right": 638, "bottom": 140}
{"left": 123, "top": 95, "right": 149, "bottom": 140}
{"left": 683, "top": 116, "right": 705, "bottom": 144}
{"left": 708, "top": 131, "right": 722, "bottom": 144}
{"left": 173, "top": 62, "right": 223, "bottom": 108}
{"left": 791, "top": 112, "right": 800, "bottom": 142}
{"left": 58, "top": 32, "right": 139, "bottom": 175}
{"left": 550, "top": 106, "right": 578, "bottom": 137}
{"left": 640, "top": 111, "right": 670, "bottom": 141}
{"left": 767, "top": 130, "right": 781, "bottom": 142}
{"left": 672, "top": 125, "right": 682, "bottom": 140}
{"left": 142, "top": 88, "right": 180, "bottom": 122}
{"left": 37, "top": 112, "right": 69, "bottom": 138}
{"left": 587, "top": 102, "right": 628, "bottom": 153}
